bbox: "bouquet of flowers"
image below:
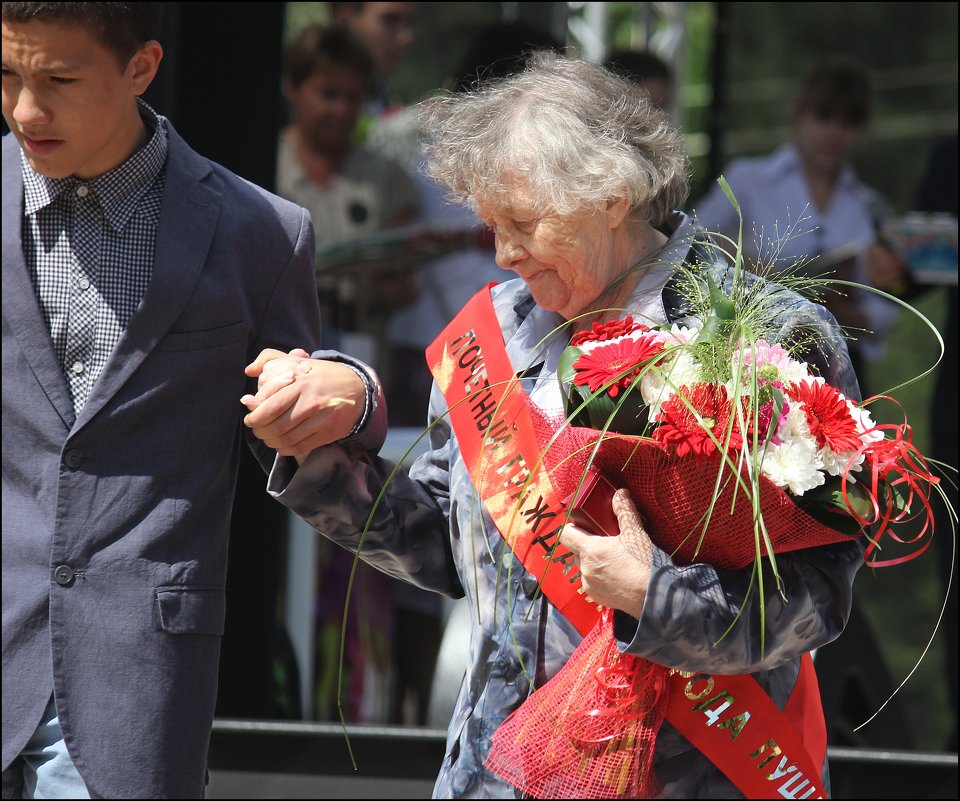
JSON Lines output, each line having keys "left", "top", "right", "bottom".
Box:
{"left": 483, "top": 209, "right": 945, "bottom": 798}
{"left": 555, "top": 293, "right": 936, "bottom": 562}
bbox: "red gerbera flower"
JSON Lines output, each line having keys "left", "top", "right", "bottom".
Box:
{"left": 572, "top": 335, "right": 664, "bottom": 398}
{"left": 654, "top": 383, "right": 742, "bottom": 459}
{"left": 569, "top": 316, "right": 648, "bottom": 348}
{"left": 790, "top": 379, "right": 861, "bottom": 453}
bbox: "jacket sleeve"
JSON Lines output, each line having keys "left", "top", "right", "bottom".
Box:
{"left": 244, "top": 206, "right": 325, "bottom": 470}
{"left": 266, "top": 387, "right": 464, "bottom": 597}
{"left": 614, "top": 536, "right": 865, "bottom": 673}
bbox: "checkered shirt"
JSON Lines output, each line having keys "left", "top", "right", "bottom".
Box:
{"left": 21, "top": 100, "right": 168, "bottom": 414}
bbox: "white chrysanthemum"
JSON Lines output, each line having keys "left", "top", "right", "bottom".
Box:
{"left": 761, "top": 437, "right": 825, "bottom": 495}
{"left": 848, "top": 401, "right": 885, "bottom": 444}
{"left": 776, "top": 402, "right": 813, "bottom": 445}
{"left": 666, "top": 324, "right": 700, "bottom": 345}
{"left": 640, "top": 350, "right": 702, "bottom": 419}
{"left": 776, "top": 358, "right": 812, "bottom": 387}
{"left": 820, "top": 446, "right": 865, "bottom": 479}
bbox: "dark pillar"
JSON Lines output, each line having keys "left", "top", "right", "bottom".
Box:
{"left": 144, "top": 2, "right": 287, "bottom": 191}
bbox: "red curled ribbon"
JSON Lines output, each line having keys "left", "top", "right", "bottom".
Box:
{"left": 842, "top": 395, "right": 941, "bottom": 567}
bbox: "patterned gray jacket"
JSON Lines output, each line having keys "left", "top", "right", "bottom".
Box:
{"left": 270, "top": 213, "right": 866, "bottom": 798}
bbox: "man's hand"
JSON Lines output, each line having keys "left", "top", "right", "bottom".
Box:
{"left": 241, "top": 348, "right": 366, "bottom": 460}
{"left": 560, "top": 489, "right": 654, "bottom": 619}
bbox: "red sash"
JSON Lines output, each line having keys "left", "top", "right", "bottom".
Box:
{"left": 426, "top": 285, "right": 829, "bottom": 799}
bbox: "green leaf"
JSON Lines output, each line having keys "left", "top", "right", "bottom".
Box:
{"left": 557, "top": 345, "right": 582, "bottom": 385}
{"left": 706, "top": 272, "right": 737, "bottom": 323}
{"left": 585, "top": 389, "right": 618, "bottom": 430}
{"left": 798, "top": 480, "right": 875, "bottom": 529}
{"left": 696, "top": 273, "right": 738, "bottom": 349}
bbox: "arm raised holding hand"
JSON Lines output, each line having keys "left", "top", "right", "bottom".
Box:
{"left": 241, "top": 348, "right": 368, "bottom": 460}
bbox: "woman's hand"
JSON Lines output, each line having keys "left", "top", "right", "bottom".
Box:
{"left": 560, "top": 489, "right": 654, "bottom": 619}
{"left": 241, "top": 348, "right": 366, "bottom": 460}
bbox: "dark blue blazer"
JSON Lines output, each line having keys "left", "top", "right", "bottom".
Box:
{"left": 2, "top": 122, "right": 322, "bottom": 797}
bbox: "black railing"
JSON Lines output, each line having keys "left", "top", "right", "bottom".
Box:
{"left": 207, "top": 719, "right": 959, "bottom": 799}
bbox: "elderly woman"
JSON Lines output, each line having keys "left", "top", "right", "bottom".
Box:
{"left": 243, "top": 53, "right": 865, "bottom": 799}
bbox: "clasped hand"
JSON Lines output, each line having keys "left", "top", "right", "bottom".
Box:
{"left": 241, "top": 348, "right": 366, "bottom": 460}
{"left": 561, "top": 489, "right": 655, "bottom": 619}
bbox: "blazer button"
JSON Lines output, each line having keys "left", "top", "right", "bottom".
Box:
{"left": 54, "top": 565, "right": 75, "bottom": 587}
{"left": 64, "top": 449, "right": 83, "bottom": 469}
{"left": 520, "top": 574, "right": 541, "bottom": 600}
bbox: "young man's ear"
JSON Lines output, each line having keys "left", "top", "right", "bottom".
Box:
{"left": 129, "top": 41, "right": 163, "bottom": 97}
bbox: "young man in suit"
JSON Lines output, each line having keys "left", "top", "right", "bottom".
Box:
{"left": 1, "top": 3, "right": 381, "bottom": 797}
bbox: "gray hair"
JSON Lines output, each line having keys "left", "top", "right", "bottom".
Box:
{"left": 418, "top": 51, "right": 690, "bottom": 227}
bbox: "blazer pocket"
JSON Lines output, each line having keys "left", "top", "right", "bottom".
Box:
{"left": 156, "top": 586, "right": 226, "bottom": 635}
{"left": 155, "top": 321, "right": 246, "bottom": 352}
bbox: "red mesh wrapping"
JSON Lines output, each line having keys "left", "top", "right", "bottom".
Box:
{"left": 484, "top": 401, "right": 858, "bottom": 798}
{"left": 485, "top": 610, "right": 666, "bottom": 799}
{"left": 530, "top": 406, "right": 857, "bottom": 568}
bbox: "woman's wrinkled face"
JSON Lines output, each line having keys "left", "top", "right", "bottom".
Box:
{"left": 476, "top": 178, "right": 622, "bottom": 320}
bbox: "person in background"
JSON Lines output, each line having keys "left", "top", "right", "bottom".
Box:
{"left": 379, "top": 21, "right": 564, "bottom": 726}
{"left": 603, "top": 47, "right": 674, "bottom": 113}
{"left": 329, "top": 1, "right": 416, "bottom": 119}
{"left": 696, "top": 55, "right": 933, "bottom": 757}
{"left": 1, "top": 2, "right": 373, "bottom": 796}
{"left": 276, "top": 20, "right": 420, "bottom": 724}
{"left": 693, "top": 56, "right": 905, "bottom": 394}
{"left": 278, "top": 21, "right": 420, "bottom": 352}
{"left": 241, "top": 53, "right": 864, "bottom": 798}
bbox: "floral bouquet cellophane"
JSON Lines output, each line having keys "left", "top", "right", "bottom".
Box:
{"left": 483, "top": 189, "right": 947, "bottom": 799}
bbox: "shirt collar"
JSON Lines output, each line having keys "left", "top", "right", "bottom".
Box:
{"left": 773, "top": 143, "right": 860, "bottom": 192}
{"left": 631, "top": 210, "right": 700, "bottom": 327}
{"left": 21, "top": 98, "right": 168, "bottom": 230}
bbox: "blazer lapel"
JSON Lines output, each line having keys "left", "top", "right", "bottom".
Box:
{"left": 2, "top": 138, "right": 76, "bottom": 428}
{"left": 73, "top": 125, "right": 222, "bottom": 431}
